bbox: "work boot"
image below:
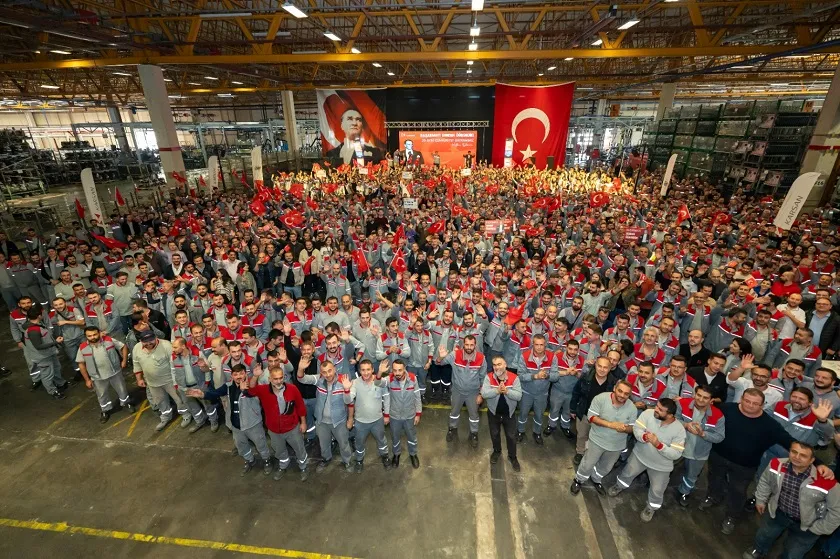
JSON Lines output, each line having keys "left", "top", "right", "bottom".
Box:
{"left": 263, "top": 458, "right": 273, "bottom": 475}
{"left": 561, "top": 427, "right": 575, "bottom": 440}
{"left": 124, "top": 403, "right": 136, "bottom": 414}
{"left": 490, "top": 451, "right": 501, "bottom": 464}
{"left": 343, "top": 461, "right": 354, "bottom": 473}
{"left": 241, "top": 459, "right": 256, "bottom": 477}
{"left": 607, "top": 484, "right": 623, "bottom": 497}
{"left": 316, "top": 459, "right": 331, "bottom": 474}
{"left": 51, "top": 390, "right": 66, "bottom": 400}
{"left": 273, "top": 467, "right": 286, "bottom": 481}
{"left": 446, "top": 428, "right": 457, "bottom": 442}
{"left": 509, "top": 457, "right": 521, "bottom": 472}
{"left": 677, "top": 493, "right": 690, "bottom": 508}
{"left": 155, "top": 417, "right": 171, "bottom": 432}
{"left": 721, "top": 517, "right": 736, "bottom": 535}
{"left": 570, "top": 479, "right": 582, "bottom": 495}
{"left": 516, "top": 432, "right": 525, "bottom": 443}
{"left": 0, "top": 366, "right": 11, "bottom": 378}
{"left": 543, "top": 426, "right": 556, "bottom": 437}
{"left": 573, "top": 453, "right": 583, "bottom": 466}
{"left": 99, "top": 411, "right": 110, "bottom": 424}
{"left": 744, "top": 497, "right": 757, "bottom": 512}
{"left": 300, "top": 468, "right": 310, "bottom": 482}
{"left": 392, "top": 454, "right": 400, "bottom": 468}
{"left": 533, "top": 433, "right": 544, "bottom": 446}
{"left": 592, "top": 482, "right": 606, "bottom": 496}
{"left": 355, "top": 460, "right": 364, "bottom": 474}
{"left": 180, "top": 415, "right": 192, "bottom": 429}
{"left": 698, "top": 496, "right": 720, "bottom": 511}
{"left": 640, "top": 506, "right": 656, "bottom": 523}
{"left": 410, "top": 455, "right": 420, "bottom": 469}
{"left": 188, "top": 419, "right": 206, "bottom": 434}
{"left": 741, "top": 549, "right": 763, "bottom": 559}
{"left": 381, "top": 455, "right": 391, "bottom": 470}
{"left": 30, "top": 380, "right": 42, "bottom": 391}
{"left": 469, "top": 432, "right": 478, "bottom": 449}
{"left": 210, "top": 421, "right": 220, "bottom": 433}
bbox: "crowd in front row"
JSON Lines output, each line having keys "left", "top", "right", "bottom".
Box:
{"left": 5, "top": 161, "right": 840, "bottom": 558}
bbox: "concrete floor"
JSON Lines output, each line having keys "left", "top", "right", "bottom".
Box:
{"left": 0, "top": 317, "right": 808, "bottom": 559}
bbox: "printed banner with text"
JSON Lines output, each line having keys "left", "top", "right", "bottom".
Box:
{"left": 397, "top": 130, "right": 478, "bottom": 168}
{"left": 317, "top": 89, "right": 387, "bottom": 167}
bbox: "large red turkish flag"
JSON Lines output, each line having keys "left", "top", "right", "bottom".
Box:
{"left": 492, "top": 83, "right": 574, "bottom": 169}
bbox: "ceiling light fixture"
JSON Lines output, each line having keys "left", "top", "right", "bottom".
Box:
{"left": 591, "top": 39, "right": 603, "bottom": 46}
{"left": 50, "top": 50, "right": 71, "bottom": 55}
{"left": 351, "top": 47, "right": 361, "bottom": 54}
{"left": 547, "top": 66, "right": 556, "bottom": 71}
{"left": 231, "top": 80, "right": 243, "bottom": 84}
{"left": 40, "top": 84, "right": 60, "bottom": 89}
{"left": 471, "top": 0, "right": 484, "bottom": 11}
{"left": 372, "top": 62, "right": 382, "bottom": 67}
{"left": 467, "top": 69, "right": 472, "bottom": 74}
{"left": 324, "top": 32, "right": 341, "bottom": 41}
{"left": 468, "top": 42, "right": 478, "bottom": 51}
{"left": 200, "top": 12, "right": 252, "bottom": 18}
{"left": 187, "top": 82, "right": 200, "bottom": 85}
{"left": 387, "top": 71, "right": 395, "bottom": 76}
{"left": 163, "top": 78, "right": 172, "bottom": 82}
{"left": 618, "top": 19, "right": 640, "bottom": 30}
{"left": 564, "top": 57, "right": 573, "bottom": 61}
{"left": 467, "top": 60, "right": 474, "bottom": 65}
{"left": 282, "top": 3, "right": 308, "bottom": 19}
{"left": 205, "top": 76, "right": 219, "bottom": 80}
{"left": 470, "top": 25, "right": 480, "bottom": 37}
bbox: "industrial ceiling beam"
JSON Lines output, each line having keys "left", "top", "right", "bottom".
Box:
{"left": 4, "top": 44, "right": 840, "bottom": 71}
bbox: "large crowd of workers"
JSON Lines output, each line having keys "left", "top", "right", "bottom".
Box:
{"left": 5, "top": 157, "right": 840, "bottom": 559}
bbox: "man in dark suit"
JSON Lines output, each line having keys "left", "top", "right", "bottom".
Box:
{"left": 325, "top": 108, "right": 383, "bottom": 166}
{"left": 687, "top": 353, "right": 728, "bottom": 403}
{"left": 402, "top": 140, "right": 424, "bottom": 167}
{"left": 0, "top": 231, "right": 19, "bottom": 258}
{"left": 806, "top": 297, "right": 840, "bottom": 359}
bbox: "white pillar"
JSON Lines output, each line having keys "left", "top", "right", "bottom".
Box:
{"left": 800, "top": 64, "right": 840, "bottom": 209}
{"left": 281, "top": 90, "right": 300, "bottom": 161}
{"left": 655, "top": 83, "right": 677, "bottom": 122}
{"left": 138, "top": 64, "right": 185, "bottom": 188}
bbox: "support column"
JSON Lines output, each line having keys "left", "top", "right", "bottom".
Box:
{"left": 106, "top": 104, "right": 130, "bottom": 152}
{"left": 138, "top": 64, "right": 185, "bottom": 188}
{"left": 800, "top": 64, "right": 840, "bottom": 210}
{"left": 655, "top": 83, "right": 676, "bottom": 122}
{"left": 281, "top": 90, "right": 300, "bottom": 167}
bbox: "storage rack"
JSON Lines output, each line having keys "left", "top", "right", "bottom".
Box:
{"left": 0, "top": 129, "right": 47, "bottom": 199}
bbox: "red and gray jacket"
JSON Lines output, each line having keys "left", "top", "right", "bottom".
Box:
{"left": 756, "top": 458, "right": 840, "bottom": 535}
{"left": 440, "top": 348, "right": 486, "bottom": 393}
{"left": 677, "top": 398, "right": 724, "bottom": 461}
{"left": 517, "top": 349, "right": 559, "bottom": 395}
{"left": 766, "top": 339, "right": 822, "bottom": 378}
{"left": 627, "top": 373, "right": 666, "bottom": 409}
{"left": 383, "top": 372, "right": 422, "bottom": 421}
{"left": 78, "top": 336, "right": 122, "bottom": 381}
{"left": 771, "top": 401, "right": 834, "bottom": 447}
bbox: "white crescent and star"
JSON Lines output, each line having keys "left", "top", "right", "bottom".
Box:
{"left": 511, "top": 107, "right": 551, "bottom": 161}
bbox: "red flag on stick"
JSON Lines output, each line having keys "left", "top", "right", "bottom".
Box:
{"left": 115, "top": 188, "right": 126, "bottom": 207}
{"left": 504, "top": 301, "right": 527, "bottom": 326}
{"left": 589, "top": 191, "right": 609, "bottom": 208}
{"left": 427, "top": 220, "right": 446, "bottom": 235}
{"left": 351, "top": 248, "right": 369, "bottom": 274}
{"left": 676, "top": 203, "right": 691, "bottom": 227}
{"left": 74, "top": 198, "right": 85, "bottom": 219}
{"left": 90, "top": 232, "right": 127, "bottom": 250}
{"left": 393, "top": 224, "right": 405, "bottom": 247}
{"left": 303, "top": 255, "right": 315, "bottom": 275}
{"left": 390, "top": 247, "right": 407, "bottom": 274}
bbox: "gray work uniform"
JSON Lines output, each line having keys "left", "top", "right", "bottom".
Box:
{"left": 22, "top": 322, "right": 67, "bottom": 394}
{"left": 575, "top": 392, "right": 638, "bottom": 484}
{"left": 440, "top": 349, "right": 486, "bottom": 434}
{"left": 349, "top": 376, "right": 389, "bottom": 462}
{"left": 299, "top": 373, "right": 354, "bottom": 465}
{"left": 50, "top": 305, "right": 85, "bottom": 373}
{"left": 204, "top": 380, "right": 271, "bottom": 463}
{"left": 170, "top": 351, "right": 217, "bottom": 426}
{"left": 614, "top": 408, "right": 686, "bottom": 511}
{"left": 676, "top": 400, "right": 726, "bottom": 496}
{"left": 132, "top": 339, "right": 190, "bottom": 422}
{"left": 384, "top": 372, "right": 423, "bottom": 457}
{"left": 517, "top": 349, "right": 559, "bottom": 434}
{"left": 76, "top": 337, "right": 130, "bottom": 412}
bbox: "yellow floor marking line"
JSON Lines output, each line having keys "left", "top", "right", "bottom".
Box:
{"left": 125, "top": 400, "right": 149, "bottom": 438}
{"left": 47, "top": 395, "right": 94, "bottom": 430}
{"left": 0, "top": 517, "right": 359, "bottom": 559}
{"left": 159, "top": 414, "right": 182, "bottom": 440}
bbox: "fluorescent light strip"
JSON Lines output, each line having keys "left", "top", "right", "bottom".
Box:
{"left": 372, "top": 62, "right": 382, "bottom": 67}
{"left": 199, "top": 12, "right": 252, "bottom": 18}
{"left": 591, "top": 39, "right": 602, "bottom": 46}
{"left": 231, "top": 80, "right": 243, "bottom": 84}
{"left": 387, "top": 71, "right": 395, "bottom": 76}
{"left": 564, "top": 57, "right": 573, "bottom": 61}
{"left": 50, "top": 50, "right": 71, "bottom": 55}
{"left": 282, "top": 3, "right": 307, "bottom": 19}
{"left": 113, "top": 72, "right": 132, "bottom": 76}
{"left": 205, "top": 76, "right": 219, "bottom": 80}
{"left": 41, "top": 84, "right": 60, "bottom": 89}
{"left": 617, "top": 19, "right": 640, "bottom": 30}
{"left": 324, "top": 32, "right": 341, "bottom": 41}
{"left": 547, "top": 66, "right": 556, "bottom": 71}
{"left": 351, "top": 47, "right": 361, "bottom": 54}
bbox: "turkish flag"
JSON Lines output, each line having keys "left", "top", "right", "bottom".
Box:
{"left": 393, "top": 224, "right": 405, "bottom": 247}
{"left": 199, "top": 175, "right": 207, "bottom": 187}
{"left": 504, "top": 301, "right": 527, "bottom": 326}
{"left": 249, "top": 198, "right": 266, "bottom": 216}
{"left": 427, "top": 219, "right": 446, "bottom": 235}
{"left": 290, "top": 183, "right": 304, "bottom": 199}
{"left": 303, "top": 255, "right": 315, "bottom": 275}
{"left": 74, "top": 198, "right": 85, "bottom": 219}
{"left": 676, "top": 203, "right": 691, "bottom": 226}
{"left": 187, "top": 216, "right": 202, "bottom": 233}
{"left": 351, "top": 248, "right": 369, "bottom": 274}
{"left": 491, "top": 83, "right": 574, "bottom": 168}
{"left": 390, "top": 248, "right": 407, "bottom": 274}
{"left": 115, "top": 188, "right": 126, "bottom": 207}
{"left": 589, "top": 192, "right": 609, "bottom": 208}
{"left": 90, "top": 232, "right": 127, "bottom": 250}
{"left": 280, "top": 210, "right": 305, "bottom": 229}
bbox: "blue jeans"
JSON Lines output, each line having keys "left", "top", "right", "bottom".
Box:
{"left": 303, "top": 398, "right": 316, "bottom": 442}
{"left": 753, "top": 509, "right": 819, "bottom": 559}
{"left": 120, "top": 315, "right": 133, "bottom": 335}
{"left": 283, "top": 285, "right": 302, "bottom": 300}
